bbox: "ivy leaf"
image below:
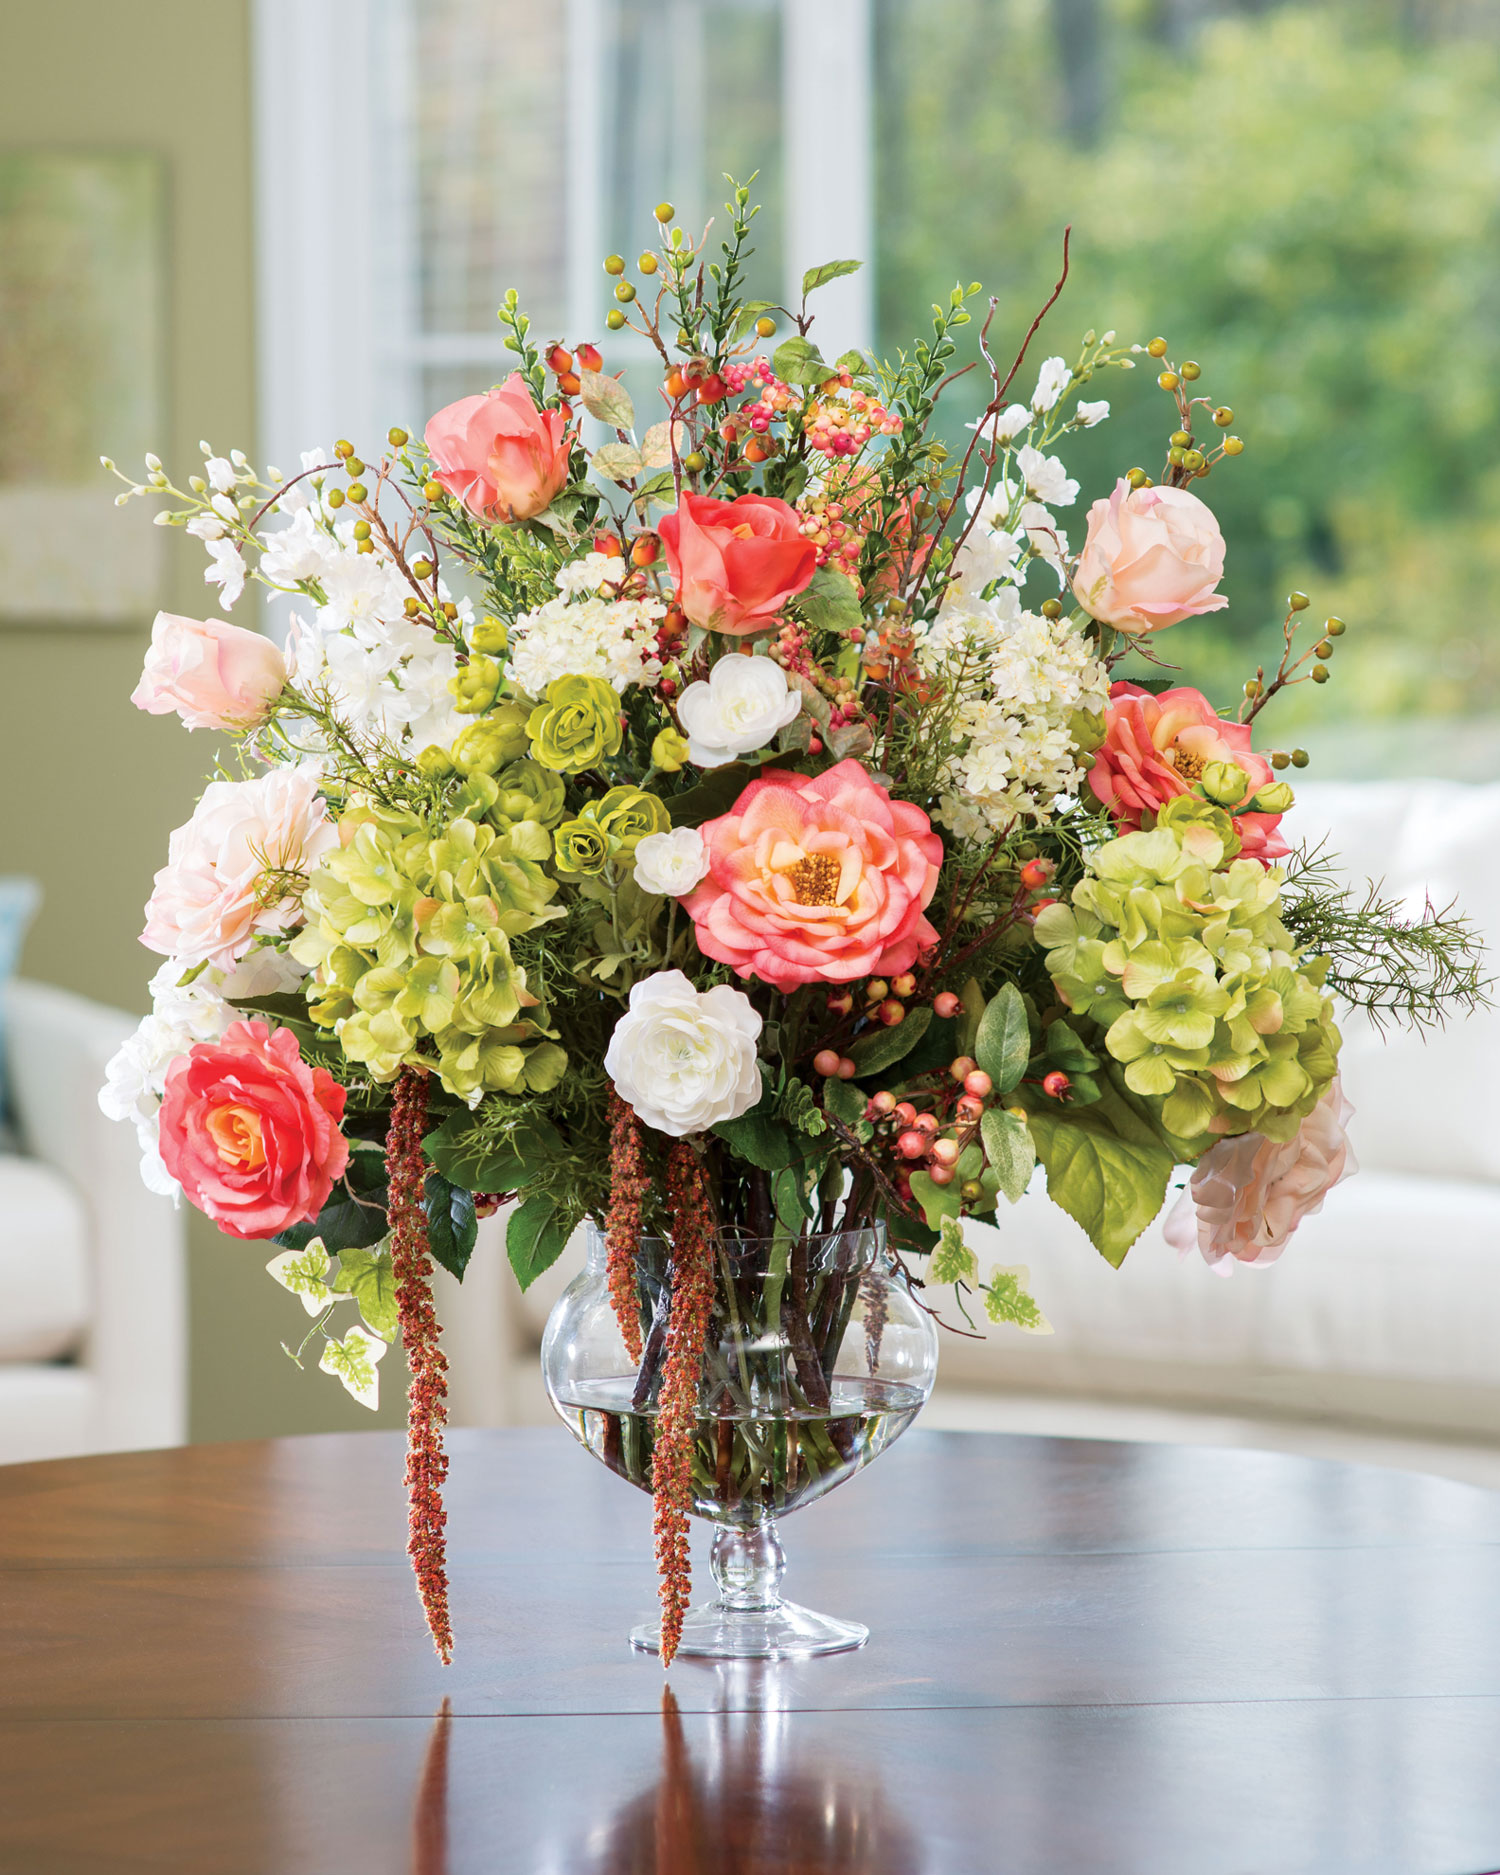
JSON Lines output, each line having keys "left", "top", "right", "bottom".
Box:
{"left": 848, "top": 1004, "right": 933, "bottom": 1079}
{"left": 802, "top": 258, "right": 862, "bottom": 296}
{"left": 424, "top": 1172, "right": 479, "bottom": 1281}
{"left": 909, "top": 1167, "right": 961, "bottom": 1231}
{"left": 591, "top": 442, "right": 647, "bottom": 483}
{"left": 982, "top": 1265, "right": 1054, "bottom": 1335}
{"left": 712, "top": 1110, "right": 802, "bottom": 1172}
{"left": 930, "top": 1215, "right": 978, "bottom": 1287}
{"left": 974, "top": 984, "right": 1031, "bottom": 1095}
{"left": 507, "top": 1194, "right": 570, "bottom": 1291}
{"left": 1028, "top": 1104, "right": 1174, "bottom": 1267}
{"left": 318, "top": 1324, "right": 388, "bottom": 1410}
{"left": 980, "top": 1106, "right": 1036, "bottom": 1205}
{"left": 771, "top": 334, "right": 831, "bottom": 388}
{"left": 333, "top": 1244, "right": 398, "bottom": 1340}
{"left": 266, "top": 1240, "right": 338, "bottom": 1316}
{"left": 580, "top": 368, "right": 635, "bottom": 430}
{"left": 797, "top": 565, "right": 863, "bottom": 635}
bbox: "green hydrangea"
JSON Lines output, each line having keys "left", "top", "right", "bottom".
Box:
{"left": 291, "top": 800, "right": 567, "bottom": 1100}
{"left": 1034, "top": 800, "right": 1340, "bottom": 1145}
{"left": 527, "top": 674, "right": 623, "bottom": 772}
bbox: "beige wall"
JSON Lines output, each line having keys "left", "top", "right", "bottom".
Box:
{"left": 1, "top": 2, "right": 408, "bottom": 1441}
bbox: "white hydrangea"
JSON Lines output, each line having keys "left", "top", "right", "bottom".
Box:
{"left": 99, "top": 948, "right": 308, "bottom": 1198}
{"left": 555, "top": 551, "right": 628, "bottom": 597}
{"left": 507, "top": 582, "right": 664, "bottom": 697}
{"left": 917, "top": 601, "right": 1108, "bottom": 840}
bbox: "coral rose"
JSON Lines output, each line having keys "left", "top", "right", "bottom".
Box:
{"left": 1072, "top": 478, "right": 1227, "bottom": 633}
{"left": 142, "top": 765, "right": 338, "bottom": 969}
{"left": 158, "top": 1020, "right": 350, "bottom": 1240}
{"left": 1163, "top": 1079, "right": 1356, "bottom": 1272}
{"left": 424, "top": 373, "right": 572, "bottom": 523}
{"left": 658, "top": 493, "right": 817, "bottom": 636}
{"left": 132, "top": 612, "right": 287, "bottom": 731}
{"left": 1088, "top": 682, "right": 1289, "bottom": 864}
{"left": 682, "top": 759, "right": 943, "bottom": 989}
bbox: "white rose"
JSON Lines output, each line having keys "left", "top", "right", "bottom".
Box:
{"left": 675, "top": 654, "right": 801, "bottom": 768}
{"left": 632, "top": 827, "right": 710, "bottom": 897}
{"left": 604, "top": 970, "right": 762, "bottom": 1138}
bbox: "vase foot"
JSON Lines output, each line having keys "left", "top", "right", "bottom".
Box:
{"left": 630, "top": 1598, "right": 869, "bottom": 1659}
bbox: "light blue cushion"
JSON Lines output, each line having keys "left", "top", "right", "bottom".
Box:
{"left": 0, "top": 878, "right": 40, "bottom": 1143}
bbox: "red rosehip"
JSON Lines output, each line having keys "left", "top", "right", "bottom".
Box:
{"left": 950, "top": 1056, "right": 977, "bottom": 1083}
{"left": 576, "top": 342, "right": 603, "bottom": 372}
{"left": 546, "top": 344, "right": 574, "bottom": 374}
{"left": 1020, "top": 857, "right": 1054, "bottom": 891}
{"left": 933, "top": 991, "right": 961, "bottom": 1019}
{"left": 594, "top": 532, "right": 624, "bottom": 559}
{"left": 813, "top": 1048, "right": 842, "bottom": 1077}
{"left": 896, "top": 1130, "right": 928, "bottom": 1160}
{"left": 878, "top": 999, "right": 905, "bottom": 1026}
{"left": 556, "top": 370, "right": 582, "bottom": 397}
{"left": 1030, "top": 897, "right": 1059, "bottom": 916}
{"left": 963, "top": 1070, "right": 993, "bottom": 1099}
{"left": 1042, "top": 1070, "right": 1072, "bottom": 1100}
{"left": 697, "top": 373, "right": 727, "bottom": 404}
{"left": 631, "top": 534, "right": 660, "bottom": 567}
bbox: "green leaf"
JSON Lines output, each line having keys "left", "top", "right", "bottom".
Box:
{"left": 712, "top": 1110, "right": 802, "bottom": 1172}
{"left": 227, "top": 991, "right": 322, "bottom": 1049}
{"left": 886, "top": 1209, "right": 938, "bottom": 1257}
{"left": 424, "top": 1173, "right": 479, "bottom": 1281}
{"left": 930, "top": 1215, "right": 979, "bottom": 1286}
{"left": 848, "top": 1004, "right": 933, "bottom": 1079}
{"left": 1044, "top": 1021, "right": 1100, "bottom": 1074}
{"left": 909, "top": 1167, "right": 961, "bottom": 1231}
{"left": 801, "top": 259, "right": 862, "bottom": 296}
{"left": 835, "top": 348, "right": 872, "bottom": 378}
{"left": 974, "top": 984, "right": 1031, "bottom": 1095}
{"left": 422, "top": 1113, "right": 563, "bottom": 1194}
{"left": 775, "top": 1075, "right": 827, "bottom": 1137}
{"left": 732, "top": 299, "right": 780, "bottom": 339}
{"left": 274, "top": 1187, "right": 387, "bottom": 1254}
{"left": 591, "top": 442, "right": 647, "bottom": 483}
{"left": 821, "top": 1075, "right": 868, "bottom": 1128}
{"left": 333, "top": 1244, "right": 398, "bottom": 1340}
{"left": 980, "top": 1107, "right": 1036, "bottom": 1205}
{"left": 507, "top": 1195, "right": 570, "bottom": 1291}
{"left": 895, "top": 1013, "right": 958, "bottom": 1082}
{"left": 982, "top": 1265, "right": 1054, "bottom": 1335}
{"left": 771, "top": 334, "right": 831, "bottom": 388}
{"left": 773, "top": 1165, "right": 813, "bottom": 1229}
{"left": 579, "top": 368, "right": 635, "bottom": 430}
{"left": 956, "top": 978, "right": 985, "bottom": 1056}
{"left": 1027, "top": 1105, "right": 1174, "bottom": 1268}
{"left": 796, "top": 565, "right": 863, "bottom": 635}
{"left": 664, "top": 762, "right": 761, "bottom": 828}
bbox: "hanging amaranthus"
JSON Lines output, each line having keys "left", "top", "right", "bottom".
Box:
{"left": 605, "top": 1087, "right": 648, "bottom": 1363}
{"left": 387, "top": 1065, "right": 454, "bottom": 1665}
{"left": 654, "top": 1140, "right": 716, "bottom": 1666}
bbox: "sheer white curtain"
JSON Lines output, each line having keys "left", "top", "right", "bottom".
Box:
{"left": 254, "top": 0, "right": 872, "bottom": 468}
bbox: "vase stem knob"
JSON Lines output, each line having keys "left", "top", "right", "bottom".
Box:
{"left": 710, "top": 1520, "right": 785, "bottom": 1612}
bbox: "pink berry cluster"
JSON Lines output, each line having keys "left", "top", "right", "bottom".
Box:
{"left": 802, "top": 384, "right": 902, "bottom": 459}
{"left": 769, "top": 620, "right": 865, "bottom": 751}
{"left": 795, "top": 491, "right": 872, "bottom": 589}
{"left": 722, "top": 356, "right": 794, "bottom": 436}
{"left": 865, "top": 1048, "right": 997, "bottom": 1199}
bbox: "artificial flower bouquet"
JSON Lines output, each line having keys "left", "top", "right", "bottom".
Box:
{"left": 101, "top": 187, "right": 1482, "bottom": 1665}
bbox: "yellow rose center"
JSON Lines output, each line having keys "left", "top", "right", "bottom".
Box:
{"left": 1169, "top": 745, "right": 1206, "bottom": 782}
{"left": 207, "top": 1103, "right": 267, "bottom": 1171}
{"left": 730, "top": 522, "right": 756, "bottom": 539}
{"left": 789, "top": 853, "right": 842, "bottom": 906}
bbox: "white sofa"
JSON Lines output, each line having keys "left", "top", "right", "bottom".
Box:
{"left": 445, "top": 778, "right": 1500, "bottom": 1451}
{"left": 0, "top": 981, "right": 187, "bottom": 1464}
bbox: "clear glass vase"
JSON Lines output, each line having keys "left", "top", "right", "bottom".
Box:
{"left": 541, "top": 1220, "right": 939, "bottom": 1658}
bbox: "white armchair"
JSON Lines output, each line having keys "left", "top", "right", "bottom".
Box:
{"left": 0, "top": 980, "right": 186, "bottom": 1464}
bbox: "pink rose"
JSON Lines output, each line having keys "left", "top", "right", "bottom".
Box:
{"left": 1089, "top": 682, "right": 1289, "bottom": 865}
{"left": 1072, "top": 478, "right": 1227, "bottom": 633}
{"left": 131, "top": 611, "right": 287, "bottom": 732}
{"left": 683, "top": 759, "right": 943, "bottom": 989}
{"left": 142, "top": 766, "right": 338, "bottom": 969}
{"left": 1164, "top": 1080, "right": 1356, "bottom": 1273}
{"left": 658, "top": 493, "right": 818, "bottom": 636}
{"left": 158, "top": 1020, "right": 350, "bottom": 1240}
{"left": 424, "top": 373, "right": 573, "bottom": 523}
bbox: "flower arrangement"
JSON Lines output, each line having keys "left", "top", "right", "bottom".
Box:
{"left": 101, "top": 188, "right": 1484, "bottom": 1666}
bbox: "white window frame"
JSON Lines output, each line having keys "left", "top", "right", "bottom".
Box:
{"left": 253, "top": 0, "right": 872, "bottom": 468}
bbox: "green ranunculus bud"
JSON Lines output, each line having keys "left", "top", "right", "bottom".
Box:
{"left": 470, "top": 616, "right": 509, "bottom": 655}
{"left": 527, "top": 674, "right": 623, "bottom": 773}
{"left": 416, "top": 744, "right": 455, "bottom": 780}
{"left": 651, "top": 725, "right": 691, "bottom": 773}
{"left": 594, "top": 785, "right": 670, "bottom": 856}
{"left": 448, "top": 655, "right": 503, "bottom": 716}
{"left": 452, "top": 701, "right": 530, "bottom": 775}
{"left": 552, "top": 814, "right": 612, "bottom": 876}
{"left": 1199, "top": 759, "right": 1250, "bottom": 808}
{"left": 1067, "top": 706, "right": 1107, "bottom": 755}
{"left": 491, "top": 757, "right": 567, "bottom": 829}
{"left": 1251, "top": 780, "right": 1295, "bottom": 814}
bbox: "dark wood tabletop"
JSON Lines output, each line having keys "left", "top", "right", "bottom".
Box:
{"left": 2, "top": 1426, "right": 1499, "bottom": 1875}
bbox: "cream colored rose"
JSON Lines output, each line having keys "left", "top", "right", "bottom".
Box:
{"left": 632, "top": 827, "right": 710, "bottom": 898}
{"left": 674, "top": 654, "right": 801, "bottom": 768}
{"left": 1072, "top": 478, "right": 1227, "bottom": 634}
{"left": 603, "top": 970, "right": 762, "bottom": 1137}
{"left": 1163, "top": 1080, "right": 1356, "bottom": 1271}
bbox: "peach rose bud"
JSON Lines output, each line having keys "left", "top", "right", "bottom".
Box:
{"left": 131, "top": 612, "right": 287, "bottom": 732}
{"left": 423, "top": 372, "right": 573, "bottom": 524}
{"left": 1072, "top": 478, "right": 1227, "bottom": 634}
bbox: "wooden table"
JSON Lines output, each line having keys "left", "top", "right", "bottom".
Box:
{"left": 2, "top": 1427, "right": 1500, "bottom": 1874}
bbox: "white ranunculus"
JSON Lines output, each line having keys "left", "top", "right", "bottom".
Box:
{"left": 674, "top": 654, "right": 801, "bottom": 768}
{"left": 632, "top": 827, "right": 710, "bottom": 897}
{"left": 604, "top": 970, "right": 762, "bottom": 1138}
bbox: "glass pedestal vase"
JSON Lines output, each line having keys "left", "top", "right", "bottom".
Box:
{"left": 541, "top": 1222, "right": 938, "bottom": 1660}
